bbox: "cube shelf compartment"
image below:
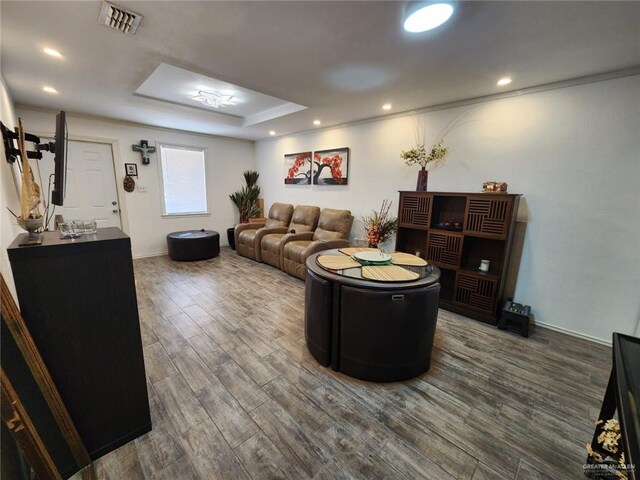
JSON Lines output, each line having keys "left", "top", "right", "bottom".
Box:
{"left": 395, "top": 191, "right": 521, "bottom": 324}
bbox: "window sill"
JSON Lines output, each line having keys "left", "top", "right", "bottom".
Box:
{"left": 161, "top": 212, "right": 211, "bottom": 219}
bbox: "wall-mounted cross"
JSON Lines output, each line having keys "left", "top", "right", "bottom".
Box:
{"left": 132, "top": 140, "right": 156, "bottom": 165}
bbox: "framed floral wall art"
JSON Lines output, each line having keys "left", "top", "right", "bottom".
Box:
{"left": 312, "top": 147, "right": 349, "bottom": 185}
{"left": 284, "top": 151, "right": 312, "bottom": 185}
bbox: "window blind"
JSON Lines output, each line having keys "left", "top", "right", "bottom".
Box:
{"left": 160, "top": 146, "right": 207, "bottom": 215}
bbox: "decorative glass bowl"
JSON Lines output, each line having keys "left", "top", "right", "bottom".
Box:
{"left": 70, "top": 220, "right": 97, "bottom": 234}
{"left": 59, "top": 220, "right": 97, "bottom": 238}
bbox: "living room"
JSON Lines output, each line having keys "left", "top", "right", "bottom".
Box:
{"left": 1, "top": 1, "right": 639, "bottom": 479}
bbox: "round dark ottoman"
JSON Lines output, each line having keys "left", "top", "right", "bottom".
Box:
{"left": 167, "top": 230, "right": 220, "bottom": 261}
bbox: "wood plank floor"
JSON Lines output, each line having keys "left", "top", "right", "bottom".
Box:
{"left": 75, "top": 248, "right": 612, "bottom": 480}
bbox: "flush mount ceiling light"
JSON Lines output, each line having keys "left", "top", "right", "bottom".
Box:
{"left": 382, "top": 103, "right": 392, "bottom": 110}
{"left": 269, "top": 130, "right": 276, "bottom": 136}
{"left": 43, "top": 47, "right": 63, "bottom": 58}
{"left": 497, "top": 77, "right": 512, "bottom": 86}
{"left": 404, "top": 2, "right": 454, "bottom": 33}
{"left": 313, "top": 119, "right": 321, "bottom": 126}
{"left": 189, "top": 90, "right": 238, "bottom": 109}
{"left": 43, "top": 86, "right": 58, "bottom": 94}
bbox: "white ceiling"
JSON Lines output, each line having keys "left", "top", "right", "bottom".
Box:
{"left": 1, "top": 1, "right": 639, "bottom": 141}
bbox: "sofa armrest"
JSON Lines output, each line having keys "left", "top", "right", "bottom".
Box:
{"left": 235, "top": 222, "right": 264, "bottom": 235}
{"left": 260, "top": 227, "right": 289, "bottom": 235}
{"left": 305, "top": 239, "right": 351, "bottom": 257}
{"left": 253, "top": 227, "right": 282, "bottom": 262}
{"left": 285, "top": 231, "right": 315, "bottom": 242}
{"left": 234, "top": 222, "right": 264, "bottom": 250}
{"left": 276, "top": 233, "right": 303, "bottom": 270}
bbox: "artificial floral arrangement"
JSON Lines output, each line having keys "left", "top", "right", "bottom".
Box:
{"left": 401, "top": 139, "right": 448, "bottom": 169}
{"left": 401, "top": 108, "right": 475, "bottom": 173}
{"left": 229, "top": 170, "right": 260, "bottom": 223}
{"left": 362, "top": 199, "right": 397, "bottom": 248}
{"left": 586, "top": 418, "right": 628, "bottom": 479}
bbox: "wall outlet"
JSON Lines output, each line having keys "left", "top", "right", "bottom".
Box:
{"left": 137, "top": 184, "right": 146, "bottom": 193}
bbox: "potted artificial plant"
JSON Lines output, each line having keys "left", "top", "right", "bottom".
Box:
{"left": 227, "top": 170, "right": 260, "bottom": 250}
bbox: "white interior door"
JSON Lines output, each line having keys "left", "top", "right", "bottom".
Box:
{"left": 38, "top": 140, "right": 121, "bottom": 228}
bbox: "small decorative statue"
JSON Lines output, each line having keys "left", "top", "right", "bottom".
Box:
{"left": 132, "top": 140, "right": 156, "bottom": 165}
{"left": 482, "top": 181, "right": 508, "bottom": 193}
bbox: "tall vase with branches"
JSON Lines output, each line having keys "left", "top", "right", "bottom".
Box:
{"left": 401, "top": 108, "right": 474, "bottom": 191}
{"left": 229, "top": 170, "right": 260, "bottom": 223}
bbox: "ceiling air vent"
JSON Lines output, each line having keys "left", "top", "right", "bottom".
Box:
{"left": 98, "top": 2, "right": 142, "bottom": 34}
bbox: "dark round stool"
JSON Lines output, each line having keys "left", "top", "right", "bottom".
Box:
{"left": 167, "top": 230, "right": 220, "bottom": 261}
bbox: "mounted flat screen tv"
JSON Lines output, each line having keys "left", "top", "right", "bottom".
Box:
{"left": 50, "top": 111, "right": 68, "bottom": 206}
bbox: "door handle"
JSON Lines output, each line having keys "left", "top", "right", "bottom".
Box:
{"left": 112, "top": 201, "right": 117, "bottom": 206}
{"left": 113, "top": 209, "right": 119, "bottom": 214}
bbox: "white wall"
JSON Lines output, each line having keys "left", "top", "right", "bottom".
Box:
{"left": 15, "top": 107, "right": 255, "bottom": 257}
{"left": 255, "top": 76, "right": 640, "bottom": 343}
{"left": 0, "top": 76, "right": 22, "bottom": 298}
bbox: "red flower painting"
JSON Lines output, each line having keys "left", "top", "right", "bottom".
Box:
{"left": 284, "top": 152, "right": 312, "bottom": 184}
{"left": 312, "top": 148, "right": 349, "bottom": 185}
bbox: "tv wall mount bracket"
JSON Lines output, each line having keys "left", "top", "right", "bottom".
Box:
{"left": 1, "top": 121, "right": 56, "bottom": 163}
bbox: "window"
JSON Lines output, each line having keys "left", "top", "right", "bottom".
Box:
{"left": 159, "top": 145, "right": 208, "bottom": 215}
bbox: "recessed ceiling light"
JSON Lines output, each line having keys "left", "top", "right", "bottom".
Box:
{"left": 497, "top": 77, "right": 512, "bottom": 87}
{"left": 269, "top": 130, "right": 276, "bottom": 136}
{"left": 43, "top": 47, "right": 63, "bottom": 58}
{"left": 404, "top": 3, "right": 454, "bottom": 33}
{"left": 313, "top": 119, "right": 321, "bottom": 126}
{"left": 42, "top": 86, "right": 58, "bottom": 94}
{"left": 382, "top": 103, "right": 392, "bottom": 110}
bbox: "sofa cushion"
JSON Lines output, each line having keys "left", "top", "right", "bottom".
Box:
{"left": 238, "top": 228, "right": 257, "bottom": 245}
{"left": 265, "top": 202, "right": 294, "bottom": 229}
{"left": 284, "top": 240, "right": 312, "bottom": 263}
{"left": 289, "top": 205, "right": 321, "bottom": 233}
{"left": 313, "top": 209, "right": 353, "bottom": 241}
{"left": 261, "top": 233, "right": 285, "bottom": 252}
{"left": 283, "top": 257, "right": 307, "bottom": 280}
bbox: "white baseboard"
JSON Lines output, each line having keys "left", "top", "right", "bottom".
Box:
{"left": 533, "top": 320, "right": 611, "bottom": 346}
{"left": 132, "top": 244, "right": 230, "bottom": 260}
{"left": 132, "top": 251, "right": 167, "bottom": 259}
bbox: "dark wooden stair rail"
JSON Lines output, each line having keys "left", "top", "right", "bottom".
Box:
{"left": 1, "top": 367, "right": 62, "bottom": 480}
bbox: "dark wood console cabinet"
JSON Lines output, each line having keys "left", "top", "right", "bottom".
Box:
{"left": 396, "top": 191, "right": 521, "bottom": 324}
{"left": 7, "top": 228, "right": 151, "bottom": 464}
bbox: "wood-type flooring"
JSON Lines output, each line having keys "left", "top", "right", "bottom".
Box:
{"left": 73, "top": 248, "right": 612, "bottom": 480}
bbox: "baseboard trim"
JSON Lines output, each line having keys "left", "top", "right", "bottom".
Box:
{"left": 533, "top": 320, "right": 611, "bottom": 346}
{"left": 132, "top": 251, "right": 167, "bottom": 259}
{"left": 133, "top": 245, "right": 230, "bottom": 260}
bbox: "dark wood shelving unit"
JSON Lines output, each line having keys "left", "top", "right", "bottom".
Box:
{"left": 396, "top": 191, "right": 521, "bottom": 324}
